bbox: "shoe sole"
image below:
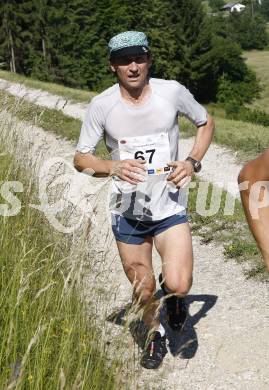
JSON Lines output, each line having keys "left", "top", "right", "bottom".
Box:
{"left": 140, "top": 350, "right": 167, "bottom": 369}
{"left": 140, "top": 360, "right": 165, "bottom": 369}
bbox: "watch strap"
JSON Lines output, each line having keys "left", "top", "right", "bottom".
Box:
{"left": 185, "top": 156, "right": 202, "bottom": 173}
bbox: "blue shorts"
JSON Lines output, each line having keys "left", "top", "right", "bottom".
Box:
{"left": 111, "top": 213, "right": 188, "bottom": 244}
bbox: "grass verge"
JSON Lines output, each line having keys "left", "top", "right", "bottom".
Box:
{"left": 0, "top": 148, "right": 121, "bottom": 388}
{"left": 0, "top": 70, "right": 94, "bottom": 103}
{"left": 0, "top": 90, "right": 109, "bottom": 159}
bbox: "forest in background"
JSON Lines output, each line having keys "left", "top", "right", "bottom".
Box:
{"left": 0, "top": 0, "right": 268, "bottom": 104}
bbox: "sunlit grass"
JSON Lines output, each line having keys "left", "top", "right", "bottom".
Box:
{"left": 0, "top": 146, "right": 121, "bottom": 388}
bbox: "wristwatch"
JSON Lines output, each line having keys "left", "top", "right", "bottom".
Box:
{"left": 185, "top": 156, "right": 202, "bottom": 173}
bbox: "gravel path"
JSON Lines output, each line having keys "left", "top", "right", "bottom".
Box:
{"left": 0, "top": 80, "right": 268, "bottom": 389}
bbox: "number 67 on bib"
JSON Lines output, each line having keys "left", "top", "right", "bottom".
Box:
{"left": 118, "top": 132, "right": 171, "bottom": 175}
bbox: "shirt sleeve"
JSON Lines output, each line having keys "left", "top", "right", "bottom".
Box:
{"left": 175, "top": 82, "right": 207, "bottom": 127}
{"left": 76, "top": 99, "right": 104, "bottom": 154}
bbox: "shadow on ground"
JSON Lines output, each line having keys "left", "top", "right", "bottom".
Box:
{"left": 165, "top": 294, "right": 217, "bottom": 358}
{"left": 107, "top": 293, "right": 217, "bottom": 359}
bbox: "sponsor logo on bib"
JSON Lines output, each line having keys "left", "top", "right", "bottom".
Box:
{"left": 148, "top": 169, "right": 155, "bottom": 175}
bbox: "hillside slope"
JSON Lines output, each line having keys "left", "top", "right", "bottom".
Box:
{"left": 0, "top": 109, "right": 268, "bottom": 389}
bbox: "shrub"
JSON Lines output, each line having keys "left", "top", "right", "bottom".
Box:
{"left": 216, "top": 71, "right": 261, "bottom": 106}
{"left": 226, "top": 106, "right": 269, "bottom": 127}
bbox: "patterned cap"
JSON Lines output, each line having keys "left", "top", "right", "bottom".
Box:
{"left": 108, "top": 31, "right": 149, "bottom": 58}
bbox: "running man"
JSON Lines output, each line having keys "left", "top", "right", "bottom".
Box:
{"left": 74, "top": 31, "right": 215, "bottom": 369}
{"left": 238, "top": 149, "right": 269, "bottom": 271}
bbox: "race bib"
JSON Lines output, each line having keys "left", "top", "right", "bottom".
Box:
{"left": 118, "top": 132, "right": 171, "bottom": 175}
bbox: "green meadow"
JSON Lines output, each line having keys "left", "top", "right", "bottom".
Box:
{"left": 244, "top": 50, "right": 269, "bottom": 114}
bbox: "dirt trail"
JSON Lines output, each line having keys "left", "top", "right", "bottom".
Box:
{"left": 0, "top": 78, "right": 88, "bottom": 120}
{"left": 0, "top": 81, "right": 268, "bottom": 389}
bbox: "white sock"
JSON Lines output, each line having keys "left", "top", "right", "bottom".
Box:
{"left": 156, "top": 323, "right": 165, "bottom": 337}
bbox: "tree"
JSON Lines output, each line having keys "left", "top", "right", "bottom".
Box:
{"left": 0, "top": 2, "right": 20, "bottom": 72}
{"left": 0, "top": 0, "right": 262, "bottom": 104}
{"left": 260, "top": 0, "right": 269, "bottom": 20}
{"left": 209, "top": 0, "right": 225, "bottom": 12}
{"left": 229, "top": 10, "right": 268, "bottom": 50}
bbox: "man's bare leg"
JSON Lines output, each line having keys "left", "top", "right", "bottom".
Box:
{"left": 154, "top": 222, "right": 193, "bottom": 329}
{"left": 238, "top": 148, "right": 269, "bottom": 271}
{"left": 116, "top": 237, "right": 168, "bottom": 369}
{"left": 116, "top": 237, "right": 160, "bottom": 330}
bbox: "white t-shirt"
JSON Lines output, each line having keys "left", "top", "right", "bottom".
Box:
{"left": 76, "top": 78, "right": 207, "bottom": 221}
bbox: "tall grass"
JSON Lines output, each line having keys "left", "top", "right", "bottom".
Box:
{"left": 0, "top": 146, "right": 121, "bottom": 387}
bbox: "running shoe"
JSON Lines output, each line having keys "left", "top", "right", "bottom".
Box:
{"left": 159, "top": 273, "right": 188, "bottom": 332}
{"left": 140, "top": 331, "right": 167, "bottom": 369}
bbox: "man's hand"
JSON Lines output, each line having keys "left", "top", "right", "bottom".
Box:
{"left": 167, "top": 160, "right": 194, "bottom": 188}
{"left": 110, "top": 159, "right": 147, "bottom": 185}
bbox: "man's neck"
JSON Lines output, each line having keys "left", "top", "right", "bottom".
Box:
{"left": 119, "top": 81, "right": 151, "bottom": 106}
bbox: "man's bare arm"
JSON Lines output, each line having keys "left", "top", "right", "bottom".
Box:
{"left": 238, "top": 148, "right": 269, "bottom": 271}
{"left": 167, "top": 114, "right": 215, "bottom": 187}
{"left": 74, "top": 151, "right": 147, "bottom": 185}
{"left": 188, "top": 113, "right": 215, "bottom": 161}
{"left": 74, "top": 151, "right": 114, "bottom": 177}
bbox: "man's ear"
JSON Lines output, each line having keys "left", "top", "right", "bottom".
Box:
{"left": 148, "top": 54, "right": 153, "bottom": 69}
{"left": 109, "top": 61, "right": 116, "bottom": 73}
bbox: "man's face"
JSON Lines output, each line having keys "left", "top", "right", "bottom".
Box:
{"left": 110, "top": 54, "right": 152, "bottom": 90}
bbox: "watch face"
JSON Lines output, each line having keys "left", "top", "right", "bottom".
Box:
{"left": 186, "top": 156, "right": 201, "bottom": 172}
{"left": 194, "top": 161, "right": 201, "bottom": 172}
